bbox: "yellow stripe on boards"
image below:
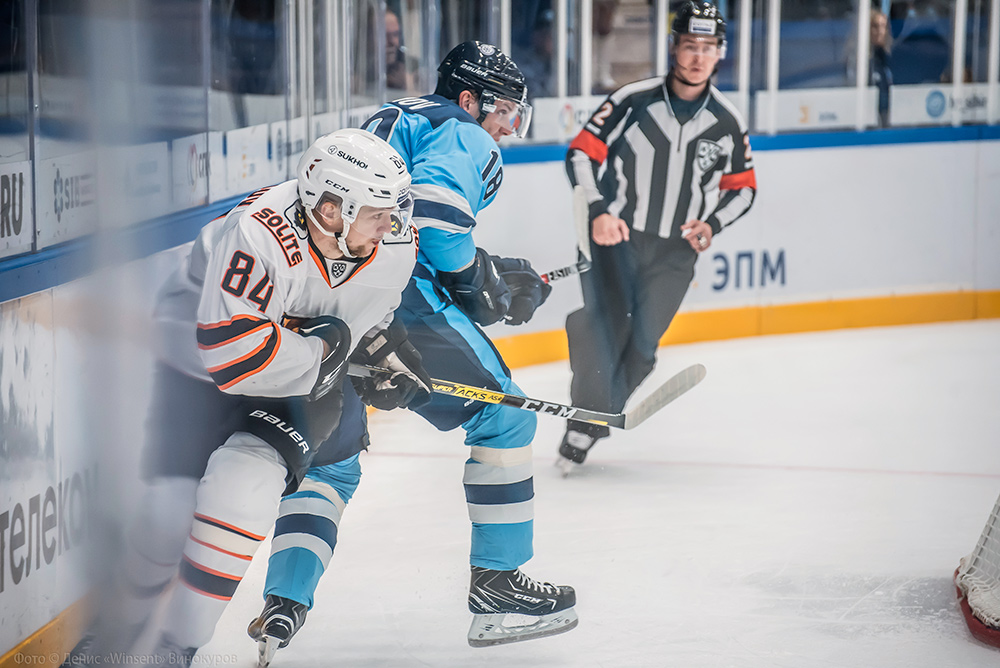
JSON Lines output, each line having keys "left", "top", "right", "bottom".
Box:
{"left": 492, "top": 291, "right": 1000, "bottom": 370}
{"left": 17, "top": 293, "right": 999, "bottom": 662}
{"left": 0, "top": 597, "right": 91, "bottom": 668}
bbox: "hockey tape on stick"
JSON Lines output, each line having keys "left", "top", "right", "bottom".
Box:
{"left": 538, "top": 260, "right": 591, "bottom": 284}
{"left": 349, "top": 363, "right": 706, "bottom": 430}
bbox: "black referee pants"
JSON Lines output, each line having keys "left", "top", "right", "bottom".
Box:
{"left": 566, "top": 230, "right": 697, "bottom": 416}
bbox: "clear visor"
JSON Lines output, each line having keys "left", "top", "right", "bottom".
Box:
{"left": 387, "top": 191, "right": 413, "bottom": 238}
{"left": 311, "top": 190, "right": 413, "bottom": 241}
{"left": 481, "top": 92, "right": 533, "bottom": 139}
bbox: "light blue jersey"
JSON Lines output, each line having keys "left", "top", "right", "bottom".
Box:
{"left": 260, "top": 95, "right": 535, "bottom": 612}
{"left": 362, "top": 94, "right": 504, "bottom": 273}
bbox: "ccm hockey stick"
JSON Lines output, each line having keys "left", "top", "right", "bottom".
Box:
{"left": 349, "top": 363, "right": 706, "bottom": 430}
{"left": 538, "top": 186, "right": 594, "bottom": 284}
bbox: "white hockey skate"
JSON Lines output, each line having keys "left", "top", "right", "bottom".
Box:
{"left": 247, "top": 594, "right": 309, "bottom": 668}
{"left": 467, "top": 566, "right": 578, "bottom": 647}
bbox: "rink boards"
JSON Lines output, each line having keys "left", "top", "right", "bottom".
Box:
{"left": 1, "top": 132, "right": 1000, "bottom": 664}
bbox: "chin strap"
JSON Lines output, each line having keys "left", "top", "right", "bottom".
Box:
{"left": 306, "top": 207, "right": 357, "bottom": 259}
{"left": 670, "top": 68, "right": 700, "bottom": 88}
{"left": 335, "top": 232, "right": 356, "bottom": 259}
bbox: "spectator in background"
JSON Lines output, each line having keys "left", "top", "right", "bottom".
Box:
{"left": 386, "top": 9, "right": 419, "bottom": 94}
{"left": 870, "top": 9, "right": 893, "bottom": 127}
{"left": 514, "top": 8, "right": 555, "bottom": 100}
{"left": 219, "top": 0, "right": 279, "bottom": 128}
{"left": 593, "top": 0, "right": 619, "bottom": 94}
{"left": 846, "top": 7, "right": 893, "bottom": 127}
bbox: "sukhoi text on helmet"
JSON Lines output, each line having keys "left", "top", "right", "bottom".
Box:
{"left": 336, "top": 150, "right": 368, "bottom": 170}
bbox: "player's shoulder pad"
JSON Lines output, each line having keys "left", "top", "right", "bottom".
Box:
{"left": 446, "top": 119, "right": 501, "bottom": 172}
{"left": 235, "top": 180, "right": 309, "bottom": 270}
{"left": 391, "top": 94, "right": 480, "bottom": 130}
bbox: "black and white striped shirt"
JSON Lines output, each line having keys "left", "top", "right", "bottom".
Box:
{"left": 566, "top": 74, "right": 756, "bottom": 239}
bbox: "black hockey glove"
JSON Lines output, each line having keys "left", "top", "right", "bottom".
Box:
{"left": 350, "top": 318, "right": 433, "bottom": 411}
{"left": 437, "top": 247, "right": 512, "bottom": 326}
{"left": 491, "top": 256, "right": 552, "bottom": 326}
{"left": 299, "top": 315, "right": 352, "bottom": 401}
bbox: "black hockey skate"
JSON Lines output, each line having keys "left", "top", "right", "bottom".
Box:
{"left": 61, "top": 618, "right": 151, "bottom": 668}
{"left": 556, "top": 420, "right": 610, "bottom": 475}
{"left": 467, "top": 566, "right": 578, "bottom": 647}
{"left": 247, "top": 594, "right": 309, "bottom": 668}
{"left": 60, "top": 632, "right": 97, "bottom": 668}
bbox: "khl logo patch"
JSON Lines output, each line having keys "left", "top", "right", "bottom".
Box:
{"left": 696, "top": 139, "right": 723, "bottom": 172}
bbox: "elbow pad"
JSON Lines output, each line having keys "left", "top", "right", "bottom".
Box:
{"left": 299, "top": 316, "right": 351, "bottom": 401}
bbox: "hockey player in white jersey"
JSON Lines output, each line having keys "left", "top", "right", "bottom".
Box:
{"left": 74, "top": 129, "right": 431, "bottom": 666}
{"left": 245, "top": 42, "right": 576, "bottom": 664}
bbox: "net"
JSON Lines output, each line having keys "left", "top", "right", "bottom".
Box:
{"left": 956, "top": 493, "right": 1000, "bottom": 647}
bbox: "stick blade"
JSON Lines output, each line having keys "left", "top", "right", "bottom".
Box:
{"left": 623, "top": 364, "right": 706, "bottom": 430}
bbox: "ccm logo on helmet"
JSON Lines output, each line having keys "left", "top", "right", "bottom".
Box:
{"left": 337, "top": 150, "right": 368, "bottom": 169}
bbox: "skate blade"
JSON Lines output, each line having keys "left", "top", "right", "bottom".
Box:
{"left": 257, "top": 635, "right": 281, "bottom": 668}
{"left": 468, "top": 608, "right": 579, "bottom": 647}
{"left": 555, "top": 456, "right": 576, "bottom": 478}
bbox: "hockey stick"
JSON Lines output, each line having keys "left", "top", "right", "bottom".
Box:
{"left": 537, "top": 186, "right": 594, "bottom": 284}
{"left": 539, "top": 260, "right": 590, "bottom": 284}
{"left": 572, "top": 185, "right": 593, "bottom": 264}
{"left": 349, "top": 363, "right": 706, "bottom": 430}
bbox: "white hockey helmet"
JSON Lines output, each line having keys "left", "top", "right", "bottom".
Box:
{"left": 297, "top": 128, "right": 412, "bottom": 255}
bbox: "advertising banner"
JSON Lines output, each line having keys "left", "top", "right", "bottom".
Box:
{"left": 99, "top": 142, "right": 171, "bottom": 228}
{"left": 755, "top": 87, "right": 879, "bottom": 132}
{"left": 890, "top": 83, "right": 990, "bottom": 126}
{"left": 35, "top": 149, "right": 98, "bottom": 249}
{"left": 0, "top": 292, "right": 92, "bottom": 658}
{"left": 269, "top": 117, "right": 308, "bottom": 184}
{"left": 0, "top": 160, "right": 34, "bottom": 259}
{"left": 224, "top": 124, "right": 270, "bottom": 197}
{"left": 529, "top": 96, "right": 604, "bottom": 143}
{"left": 170, "top": 133, "right": 210, "bottom": 212}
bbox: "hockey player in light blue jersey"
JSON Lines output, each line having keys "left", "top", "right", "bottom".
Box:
{"left": 249, "top": 42, "right": 578, "bottom": 661}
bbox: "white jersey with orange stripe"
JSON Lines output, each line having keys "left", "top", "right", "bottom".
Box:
{"left": 152, "top": 180, "right": 417, "bottom": 397}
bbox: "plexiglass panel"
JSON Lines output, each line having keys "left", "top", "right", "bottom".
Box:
{"left": 0, "top": 0, "right": 33, "bottom": 258}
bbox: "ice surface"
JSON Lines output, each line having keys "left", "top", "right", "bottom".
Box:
{"left": 193, "top": 321, "right": 1000, "bottom": 667}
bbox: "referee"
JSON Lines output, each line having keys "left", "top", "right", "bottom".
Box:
{"left": 559, "top": 1, "right": 757, "bottom": 469}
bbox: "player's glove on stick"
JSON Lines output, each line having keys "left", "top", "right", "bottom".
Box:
{"left": 350, "top": 318, "right": 432, "bottom": 410}
{"left": 299, "top": 315, "right": 352, "bottom": 401}
{"left": 437, "top": 247, "right": 512, "bottom": 326}
{"left": 491, "top": 256, "right": 552, "bottom": 325}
